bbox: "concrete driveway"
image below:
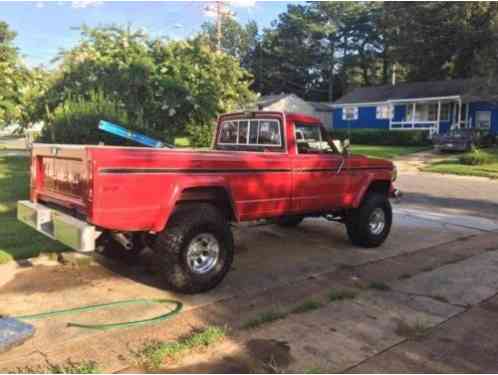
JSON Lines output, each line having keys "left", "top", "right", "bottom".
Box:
{"left": 1, "top": 206, "right": 498, "bottom": 372}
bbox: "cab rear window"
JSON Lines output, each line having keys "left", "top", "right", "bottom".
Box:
{"left": 217, "top": 119, "right": 283, "bottom": 151}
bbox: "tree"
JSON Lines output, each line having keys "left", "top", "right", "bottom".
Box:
{"left": 200, "top": 17, "right": 258, "bottom": 63}
{"left": 381, "top": 2, "right": 498, "bottom": 81}
{"left": 39, "top": 25, "right": 255, "bottom": 145}
{"left": 0, "top": 21, "right": 29, "bottom": 128}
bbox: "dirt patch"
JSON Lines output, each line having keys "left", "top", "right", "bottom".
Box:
{"left": 0, "top": 264, "right": 115, "bottom": 295}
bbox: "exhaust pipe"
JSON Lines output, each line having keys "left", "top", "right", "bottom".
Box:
{"left": 111, "top": 232, "right": 133, "bottom": 250}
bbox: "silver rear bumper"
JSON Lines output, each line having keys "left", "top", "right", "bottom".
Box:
{"left": 17, "top": 200, "right": 98, "bottom": 252}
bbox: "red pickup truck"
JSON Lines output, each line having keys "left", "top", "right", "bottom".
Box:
{"left": 18, "top": 111, "right": 399, "bottom": 293}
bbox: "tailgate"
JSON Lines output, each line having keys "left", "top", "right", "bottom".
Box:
{"left": 31, "top": 144, "right": 90, "bottom": 214}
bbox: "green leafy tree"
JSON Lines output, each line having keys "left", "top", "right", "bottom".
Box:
{"left": 200, "top": 17, "right": 258, "bottom": 63}
{"left": 382, "top": 2, "right": 498, "bottom": 81}
{"left": 0, "top": 21, "right": 27, "bottom": 128}
{"left": 39, "top": 25, "right": 255, "bottom": 145}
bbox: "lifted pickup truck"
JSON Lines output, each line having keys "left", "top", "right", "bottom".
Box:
{"left": 18, "top": 112, "right": 399, "bottom": 294}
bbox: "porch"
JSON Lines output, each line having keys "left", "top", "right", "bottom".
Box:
{"left": 389, "top": 96, "right": 470, "bottom": 134}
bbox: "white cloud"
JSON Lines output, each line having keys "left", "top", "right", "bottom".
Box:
{"left": 35, "top": 2, "right": 45, "bottom": 8}
{"left": 229, "top": 0, "right": 256, "bottom": 8}
{"left": 71, "top": 0, "right": 102, "bottom": 9}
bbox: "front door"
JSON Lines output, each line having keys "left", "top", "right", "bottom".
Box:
{"left": 291, "top": 123, "right": 347, "bottom": 213}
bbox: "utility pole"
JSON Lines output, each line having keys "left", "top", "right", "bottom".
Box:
{"left": 205, "top": 1, "right": 234, "bottom": 53}
{"left": 216, "top": 1, "right": 222, "bottom": 53}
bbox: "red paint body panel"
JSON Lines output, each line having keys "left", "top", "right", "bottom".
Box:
{"left": 30, "top": 112, "right": 396, "bottom": 232}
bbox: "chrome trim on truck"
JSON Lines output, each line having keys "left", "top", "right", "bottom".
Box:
{"left": 17, "top": 200, "right": 98, "bottom": 252}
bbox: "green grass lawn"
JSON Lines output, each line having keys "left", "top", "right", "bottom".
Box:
{"left": 174, "top": 137, "right": 191, "bottom": 147}
{"left": 351, "top": 145, "right": 430, "bottom": 159}
{"left": 0, "top": 155, "right": 67, "bottom": 264}
{"left": 423, "top": 148, "right": 498, "bottom": 179}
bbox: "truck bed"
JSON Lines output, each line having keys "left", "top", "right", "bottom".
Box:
{"left": 30, "top": 143, "right": 294, "bottom": 233}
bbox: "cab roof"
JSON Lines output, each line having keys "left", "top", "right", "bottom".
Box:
{"left": 220, "top": 111, "right": 322, "bottom": 125}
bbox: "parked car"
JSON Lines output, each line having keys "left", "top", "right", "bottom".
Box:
{"left": 18, "top": 112, "right": 400, "bottom": 294}
{"left": 432, "top": 128, "right": 479, "bottom": 152}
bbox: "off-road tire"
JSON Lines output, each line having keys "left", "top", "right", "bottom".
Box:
{"left": 153, "top": 203, "right": 234, "bottom": 294}
{"left": 346, "top": 193, "right": 392, "bottom": 248}
{"left": 275, "top": 215, "right": 304, "bottom": 227}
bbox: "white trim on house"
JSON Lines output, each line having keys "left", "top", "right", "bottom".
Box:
{"left": 387, "top": 95, "right": 461, "bottom": 104}
{"left": 331, "top": 101, "right": 388, "bottom": 108}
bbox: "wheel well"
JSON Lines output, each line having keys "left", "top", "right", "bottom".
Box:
{"left": 365, "top": 180, "right": 390, "bottom": 197}
{"left": 176, "top": 187, "right": 236, "bottom": 221}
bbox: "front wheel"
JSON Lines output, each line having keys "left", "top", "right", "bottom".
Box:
{"left": 345, "top": 193, "right": 392, "bottom": 248}
{"left": 152, "top": 203, "right": 234, "bottom": 294}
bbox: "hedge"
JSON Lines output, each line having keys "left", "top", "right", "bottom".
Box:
{"left": 39, "top": 91, "right": 162, "bottom": 146}
{"left": 327, "top": 129, "right": 432, "bottom": 146}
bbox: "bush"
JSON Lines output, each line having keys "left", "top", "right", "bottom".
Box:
{"left": 328, "top": 129, "right": 431, "bottom": 146}
{"left": 186, "top": 121, "right": 215, "bottom": 148}
{"left": 459, "top": 150, "right": 492, "bottom": 165}
{"left": 39, "top": 91, "right": 162, "bottom": 145}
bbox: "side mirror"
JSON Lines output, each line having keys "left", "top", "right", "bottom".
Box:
{"left": 342, "top": 139, "right": 352, "bottom": 156}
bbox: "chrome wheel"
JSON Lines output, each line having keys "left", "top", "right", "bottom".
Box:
{"left": 368, "top": 208, "right": 386, "bottom": 235}
{"left": 186, "top": 233, "right": 220, "bottom": 274}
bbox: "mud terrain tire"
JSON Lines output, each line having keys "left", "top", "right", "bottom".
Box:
{"left": 153, "top": 203, "right": 234, "bottom": 294}
{"left": 346, "top": 193, "right": 392, "bottom": 248}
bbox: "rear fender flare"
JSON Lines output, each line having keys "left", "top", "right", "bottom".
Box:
{"left": 153, "top": 176, "right": 238, "bottom": 232}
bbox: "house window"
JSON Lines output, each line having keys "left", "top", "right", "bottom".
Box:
{"left": 476, "top": 111, "right": 491, "bottom": 129}
{"left": 406, "top": 103, "right": 437, "bottom": 122}
{"left": 376, "top": 104, "right": 393, "bottom": 120}
{"left": 342, "top": 107, "right": 358, "bottom": 121}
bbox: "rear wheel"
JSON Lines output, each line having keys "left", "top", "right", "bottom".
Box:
{"left": 346, "top": 193, "right": 392, "bottom": 248}
{"left": 152, "top": 203, "right": 234, "bottom": 294}
{"left": 275, "top": 215, "right": 304, "bottom": 227}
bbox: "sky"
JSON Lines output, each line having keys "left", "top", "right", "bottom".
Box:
{"left": 1, "top": 0, "right": 297, "bottom": 67}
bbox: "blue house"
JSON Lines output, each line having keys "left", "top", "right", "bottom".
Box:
{"left": 332, "top": 79, "right": 498, "bottom": 135}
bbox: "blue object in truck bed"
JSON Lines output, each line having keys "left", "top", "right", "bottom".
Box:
{"left": 0, "top": 317, "right": 35, "bottom": 353}
{"left": 98, "top": 120, "right": 165, "bottom": 148}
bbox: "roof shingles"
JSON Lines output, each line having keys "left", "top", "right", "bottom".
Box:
{"left": 334, "top": 78, "right": 495, "bottom": 105}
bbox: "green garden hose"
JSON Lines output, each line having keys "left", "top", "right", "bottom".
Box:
{"left": 16, "top": 298, "right": 182, "bottom": 331}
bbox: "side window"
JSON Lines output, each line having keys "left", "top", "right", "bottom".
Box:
{"left": 295, "top": 124, "right": 322, "bottom": 154}
{"left": 295, "top": 124, "right": 337, "bottom": 154}
{"left": 219, "top": 121, "right": 237, "bottom": 144}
